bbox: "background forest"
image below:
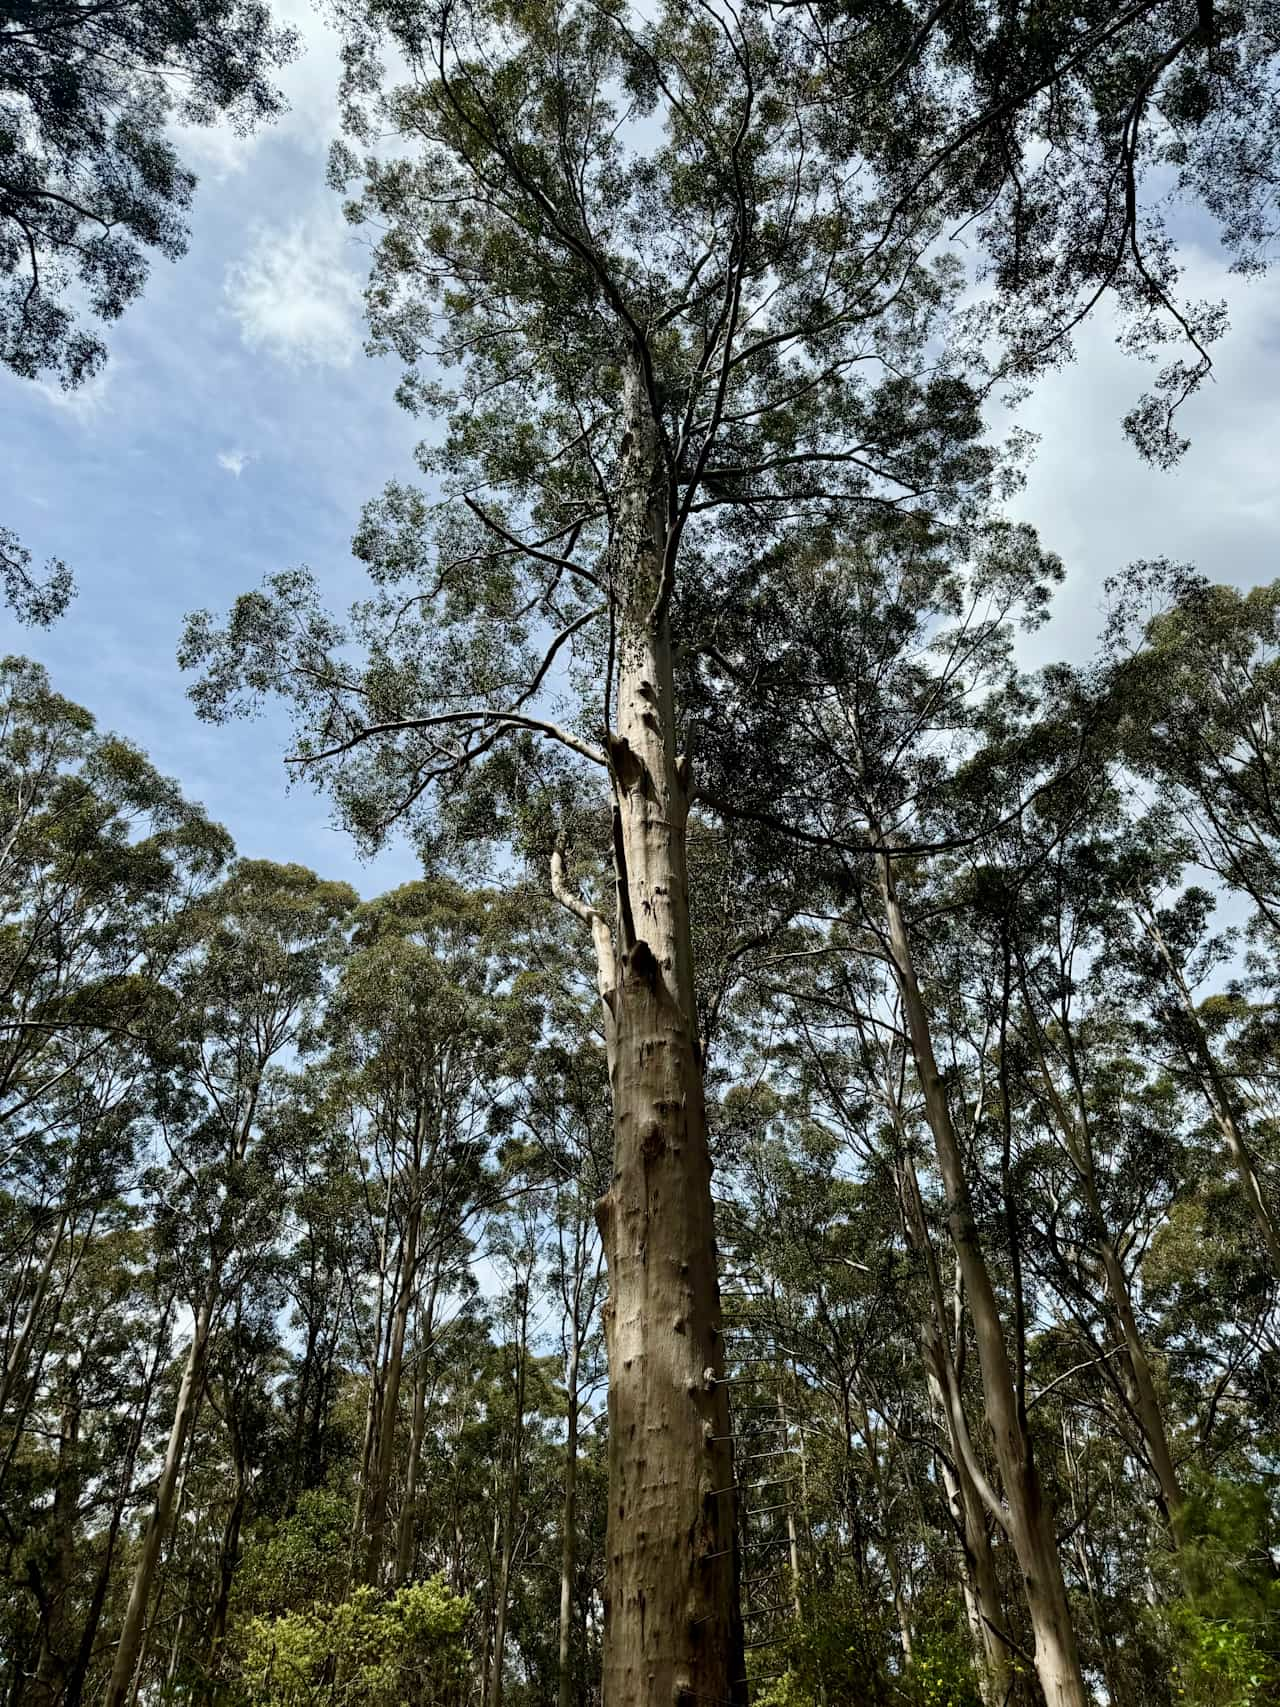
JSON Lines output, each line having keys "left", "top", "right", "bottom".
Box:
{"left": 6, "top": 1, "right": 1280, "bottom": 1706}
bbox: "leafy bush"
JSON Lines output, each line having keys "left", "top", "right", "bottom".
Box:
{"left": 1169, "top": 1609, "right": 1275, "bottom": 1707}
{"left": 753, "top": 1590, "right": 984, "bottom": 1707}
{"left": 1161, "top": 1475, "right": 1280, "bottom": 1707}
{"left": 241, "top": 1576, "right": 470, "bottom": 1707}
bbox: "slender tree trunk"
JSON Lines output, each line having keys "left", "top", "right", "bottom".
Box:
{"left": 365, "top": 1175, "right": 422, "bottom": 1584}
{"left": 559, "top": 1331, "right": 582, "bottom": 1707}
{"left": 1025, "top": 991, "right": 1186, "bottom": 1528}
{"left": 31, "top": 1397, "right": 79, "bottom": 1706}
{"left": 552, "top": 372, "right": 744, "bottom": 1707}
{"left": 65, "top": 1299, "right": 173, "bottom": 1707}
{"left": 207, "top": 1402, "right": 249, "bottom": 1684}
{"left": 488, "top": 1284, "right": 531, "bottom": 1707}
{"left": 889, "top": 1117, "right": 1012, "bottom": 1707}
{"left": 886, "top": 1542, "right": 914, "bottom": 1667}
{"left": 0, "top": 1205, "right": 68, "bottom": 1416}
{"left": 351, "top": 1153, "right": 398, "bottom": 1576}
{"left": 1098, "top": 1239, "right": 1183, "bottom": 1523}
{"left": 395, "top": 1260, "right": 440, "bottom": 1586}
{"left": 878, "top": 854, "right": 1086, "bottom": 1707}
{"left": 103, "top": 1288, "right": 214, "bottom": 1707}
{"left": 289, "top": 1305, "right": 320, "bottom": 1506}
{"left": 777, "top": 1390, "right": 803, "bottom": 1621}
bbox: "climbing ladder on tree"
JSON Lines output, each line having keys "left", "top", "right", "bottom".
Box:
{"left": 715, "top": 1266, "right": 808, "bottom": 1703}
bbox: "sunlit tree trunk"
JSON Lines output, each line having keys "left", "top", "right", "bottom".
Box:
{"left": 1024, "top": 986, "right": 1186, "bottom": 1529}
{"left": 552, "top": 366, "right": 744, "bottom": 1707}
{"left": 65, "top": 1298, "right": 173, "bottom": 1707}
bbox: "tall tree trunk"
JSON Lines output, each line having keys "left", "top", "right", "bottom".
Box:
{"left": 777, "top": 1390, "right": 803, "bottom": 1621}
{"left": 878, "top": 854, "right": 1086, "bottom": 1707}
{"left": 488, "top": 1283, "right": 530, "bottom": 1707}
{"left": 30, "top": 1396, "right": 80, "bottom": 1707}
{"left": 395, "top": 1259, "right": 441, "bottom": 1587}
{"left": 65, "top": 1298, "right": 173, "bottom": 1707}
{"left": 351, "top": 1150, "right": 397, "bottom": 1577}
{"left": 289, "top": 1304, "right": 320, "bottom": 1507}
{"left": 1022, "top": 981, "right": 1186, "bottom": 1529}
{"left": 882, "top": 1077, "right": 1014, "bottom": 1707}
{"left": 558, "top": 1329, "right": 582, "bottom": 1707}
{"left": 552, "top": 370, "right": 744, "bottom": 1707}
{"left": 365, "top": 1168, "right": 422, "bottom": 1585}
{"left": 103, "top": 1287, "right": 214, "bottom": 1707}
{"left": 206, "top": 1399, "right": 249, "bottom": 1685}
{"left": 1098, "top": 1238, "right": 1183, "bottom": 1523}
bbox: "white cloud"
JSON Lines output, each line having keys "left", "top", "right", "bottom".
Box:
{"left": 990, "top": 245, "right": 1280, "bottom": 671}
{"left": 224, "top": 215, "right": 363, "bottom": 369}
{"left": 217, "top": 449, "right": 250, "bottom": 476}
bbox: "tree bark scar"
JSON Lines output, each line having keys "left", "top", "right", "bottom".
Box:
{"left": 628, "top": 938, "right": 659, "bottom": 989}
{"left": 594, "top": 1192, "right": 615, "bottom": 1241}
{"left": 606, "top": 733, "right": 645, "bottom": 795}
{"left": 641, "top": 1122, "right": 667, "bottom": 1164}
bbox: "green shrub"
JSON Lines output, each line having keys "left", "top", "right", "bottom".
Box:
{"left": 241, "top": 1576, "right": 470, "bottom": 1707}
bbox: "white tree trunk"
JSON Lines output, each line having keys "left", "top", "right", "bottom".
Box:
{"left": 879, "top": 855, "right": 1087, "bottom": 1707}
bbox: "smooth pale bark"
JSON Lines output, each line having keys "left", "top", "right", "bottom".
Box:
{"left": 892, "top": 1146, "right": 1013, "bottom": 1707}
{"left": 107, "top": 1064, "right": 263, "bottom": 1707}
{"left": 1063, "top": 1422, "right": 1124, "bottom": 1707}
{"left": 103, "top": 1290, "right": 214, "bottom": 1707}
{"left": 557, "top": 1215, "right": 601, "bottom": 1707}
{"left": 777, "top": 1391, "right": 803, "bottom": 1621}
{"left": 1101, "top": 1241, "right": 1183, "bottom": 1522}
{"left": 350, "top": 1162, "right": 397, "bottom": 1578}
{"left": 934, "top": 1417, "right": 1011, "bottom": 1707}
{"left": 552, "top": 369, "right": 744, "bottom": 1707}
{"left": 878, "top": 854, "right": 1087, "bottom": 1707}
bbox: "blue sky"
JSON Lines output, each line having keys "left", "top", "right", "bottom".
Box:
{"left": 3, "top": 1, "right": 1280, "bottom": 896}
